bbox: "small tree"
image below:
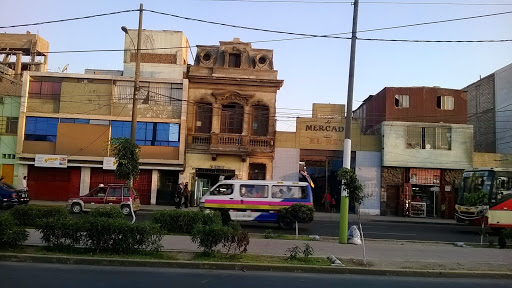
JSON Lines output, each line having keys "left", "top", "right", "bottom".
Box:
{"left": 336, "top": 168, "right": 365, "bottom": 207}
{"left": 110, "top": 137, "right": 140, "bottom": 184}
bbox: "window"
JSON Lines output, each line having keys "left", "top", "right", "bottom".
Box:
{"left": 2, "top": 154, "right": 15, "bottom": 159}
{"left": 107, "top": 187, "right": 122, "bottom": 197}
{"left": 111, "top": 121, "right": 180, "bottom": 147}
{"left": 114, "top": 81, "right": 183, "bottom": 118}
{"left": 28, "top": 81, "right": 61, "bottom": 100}
{"left": 60, "top": 118, "right": 90, "bottom": 124}
{"left": 271, "top": 185, "right": 307, "bottom": 199}
{"left": 394, "top": 94, "right": 409, "bottom": 108}
{"left": 437, "top": 96, "right": 454, "bottom": 110}
{"left": 25, "top": 117, "right": 58, "bottom": 142}
{"left": 221, "top": 103, "right": 244, "bottom": 134}
{"left": 252, "top": 105, "right": 269, "bottom": 136}
{"left": 0, "top": 117, "right": 18, "bottom": 134}
{"left": 210, "top": 184, "right": 234, "bottom": 196}
{"left": 228, "top": 53, "right": 241, "bottom": 68}
{"left": 241, "top": 184, "right": 268, "bottom": 198}
{"left": 406, "top": 126, "right": 451, "bottom": 150}
{"left": 123, "top": 187, "right": 131, "bottom": 197}
{"left": 195, "top": 103, "right": 212, "bottom": 134}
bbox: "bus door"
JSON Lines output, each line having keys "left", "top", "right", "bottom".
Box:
{"left": 234, "top": 184, "right": 271, "bottom": 221}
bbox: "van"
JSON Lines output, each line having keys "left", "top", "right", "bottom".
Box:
{"left": 199, "top": 180, "right": 313, "bottom": 228}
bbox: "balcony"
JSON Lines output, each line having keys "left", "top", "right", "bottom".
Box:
{"left": 188, "top": 133, "right": 274, "bottom": 154}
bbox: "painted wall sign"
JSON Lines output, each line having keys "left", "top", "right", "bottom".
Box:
{"left": 103, "top": 157, "right": 118, "bottom": 170}
{"left": 35, "top": 154, "right": 68, "bottom": 168}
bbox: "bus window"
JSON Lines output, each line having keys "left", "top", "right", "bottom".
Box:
{"left": 210, "top": 184, "right": 233, "bottom": 196}
{"left": 271, "top": 185, "right": 307, "bottom": 199}
{"left": 496, "top": 176, "right": 512, "bottom": 204}
{"left": 241, "top": 185, "right": 268, "bottom": 198}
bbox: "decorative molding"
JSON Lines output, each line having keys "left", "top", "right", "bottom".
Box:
{"left": 212, "top": 90, "right": 254, "bottom": 105}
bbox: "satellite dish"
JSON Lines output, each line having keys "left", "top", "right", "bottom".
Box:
{"left": 61, "top": 64, "right": 69, "bottom": 73}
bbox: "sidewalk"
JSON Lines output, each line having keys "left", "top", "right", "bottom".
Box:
{"left": 29, "top": 200, "right": 459, "bottom": 225}
{"left": 24, "top": 229, "right": 512, "bottom": 273}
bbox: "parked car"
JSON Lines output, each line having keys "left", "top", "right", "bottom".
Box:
{"left": 67, "top": 184, "right": 140, "bottom": 215}
{"left": 0, "top": 182, "right": 29, "bottom": 208}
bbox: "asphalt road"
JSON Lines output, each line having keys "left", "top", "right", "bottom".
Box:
{"left": 2, "top": 262, "right": 511, "bottom": 288}
{"left": 132, "top": 211, "right": 490, "bottom": 243}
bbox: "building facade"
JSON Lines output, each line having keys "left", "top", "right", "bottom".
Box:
{"left": 184, "top": 38, "right": 283, "bottom": 204}
{"left": 273, "top": 103, "right": 382, "bottom": 215}
{"left": 0, "top": 32, "right": 49, "bottom": 186}
{"left": 464, "top": 63, "right": 512, "bottom": 154}
{"left": 355, "top": 86, "right": 471, "bottom": 218}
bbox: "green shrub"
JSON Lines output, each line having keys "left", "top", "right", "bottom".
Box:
{"left": 221, "top": 222, "right": 250, "bottom": 255}
{"left": 90, "top": 206, "right": 125, "bottom": 219}
{"left": 151, "top": 210, "right": 222, "bottom": 234}
{"left": 302, "top": 243, "right": 314, "bottom": 258}
{"left": 37, "top": 217, "right": 163, "bottom": 254}
{"left": 36, "top": 217, "right": 82, "bottom": 249}
{"left": 286, "top": 245, "right": 301, "bottom": 260}
{"left": 0, "top": 214, "right": 28, "bottom": 248}
{"left": 191, "top": 222, "right": 250, "bottom": 254}
{"left": 9, "top": 205, "right": 69, "bottom": 227}
{"left": 280, "top": 203, "right": 315, "bottom": 224}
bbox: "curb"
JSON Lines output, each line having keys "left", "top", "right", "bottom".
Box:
{"left": 0, "top": 253, "right": 510, "bottom": 279}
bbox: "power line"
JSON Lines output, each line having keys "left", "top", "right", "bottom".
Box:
{"left": 0, "top": 9, "right": 138, "bottom": 29}
{"left": 200, "top": 0, "right": 512, "bottom": 5}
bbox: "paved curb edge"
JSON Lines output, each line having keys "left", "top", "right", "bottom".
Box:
{"left": 0, "top": 253, "right": 510, "bottom": 279}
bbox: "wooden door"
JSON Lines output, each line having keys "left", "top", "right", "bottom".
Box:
{"left": 386, "top": 185, "right": 400, "bottom": 216}
{"left": 2, "top": 164, "right": 14, "bottom": 185}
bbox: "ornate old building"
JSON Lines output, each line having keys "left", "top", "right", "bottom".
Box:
{"left": 184, "top": 38, "right": 283, "bottom": 203}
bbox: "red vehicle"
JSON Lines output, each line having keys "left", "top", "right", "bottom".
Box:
{"left": 67, "top": 184, "right": 140, "bottom": 215}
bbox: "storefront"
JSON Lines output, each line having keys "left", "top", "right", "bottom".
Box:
{"left": 409, "top": 168, "right": 441, "bottom": 217}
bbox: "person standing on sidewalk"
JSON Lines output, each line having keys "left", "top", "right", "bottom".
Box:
{"left": 175, "top": 182, "right": 184, "bottom": 209}
{"left": 183, "top": 182, "right": 190, "bottom": 208}
{"left": 21, "top": 176, "right": 28, "bottom": 192}
{"left": 323, "top": 192, "right": 332, "bottom": 213}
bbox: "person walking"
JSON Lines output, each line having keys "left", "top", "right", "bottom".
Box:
{"left": 323, "top": 192, "right": 332, "bottom": 213}
{"left": 21, "top": 176, "right": 28, "bottom": 192}
{"left": 175, "top": 182, "right": 184, "bottom": 209}
{"left": 183, "top": 182, "right": 190, "bottom": 208}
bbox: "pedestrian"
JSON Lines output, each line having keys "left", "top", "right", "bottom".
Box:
{"left": 323, "top": 192, "right": 332, "bottom": 213}
{"left": 21, "top": 176, "right": 28, "bottom": 192}
{"left": 183, "top": 182, "right": 190, "bottom": 208}
{"left": 175, "top": 182, "right": 184, "bottom": 209}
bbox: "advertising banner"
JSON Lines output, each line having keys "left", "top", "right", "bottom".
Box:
{"left": 35, "top": 154, "right": 68, "bottom": 168}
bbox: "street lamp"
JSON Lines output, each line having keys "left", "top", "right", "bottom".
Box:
{"left": 121, "top": 3, "right": 143, "bottom": 143}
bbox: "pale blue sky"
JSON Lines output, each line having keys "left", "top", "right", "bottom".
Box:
{"left": 1, "top": 0, "right": 511, "bottom": 131}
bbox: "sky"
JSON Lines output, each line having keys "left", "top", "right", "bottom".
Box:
{"left": 1, "top": 0, "right": 511, "bottom": 131}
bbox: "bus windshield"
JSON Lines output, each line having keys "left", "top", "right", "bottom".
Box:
{"left": 457, "top": 171, "right": 493, "bottom": 206}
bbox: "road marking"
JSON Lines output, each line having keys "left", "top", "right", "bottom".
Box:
{"left": 364, "top": 232, "right": 416, "bottom": 236}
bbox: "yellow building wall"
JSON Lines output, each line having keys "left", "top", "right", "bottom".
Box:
{"left": 55, "top": 123, "right": 110, "bottom": 157}
{"left": 59, "top": 82, "right": 112, "bottom": 115}
{"left": 184, "top": 153, "right": 249, "bottom": 183}
{"left": 473, "top": 152, "right": 512, "bottom": 168}
{"left": 27, "top": 99, "right": 58, "bottom": 113}
{"left": 275, "top": 131, "right": 296, "bottom": 148}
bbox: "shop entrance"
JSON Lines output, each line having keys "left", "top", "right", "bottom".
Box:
{"left": 156, "top": 170, "right": 180, "bottom": 205}
{"left": 193, "top": 168, "right": 236, "bottom": 206}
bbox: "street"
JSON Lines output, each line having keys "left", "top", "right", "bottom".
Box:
{"left": 1, "top": 262, "right": 511, "bottom": 288}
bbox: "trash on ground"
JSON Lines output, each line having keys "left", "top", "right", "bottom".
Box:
{"left": 309, "top": 235, "right": 321, "bottom": 241}
{"left": 347, "top": 225, "right": 362, "bottom": 245}
{"left": 327, "top": 255, "right": 345, "bottom": 266}
{"left": 454, "top": 242, "right": 469, "bottom": 248}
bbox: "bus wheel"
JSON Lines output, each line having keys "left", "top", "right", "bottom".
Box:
{"left": 220, "top": 210, "right": 231, "bottom": 225}
{"left": 278, "top": 215, "right": 294, "bottom": 230}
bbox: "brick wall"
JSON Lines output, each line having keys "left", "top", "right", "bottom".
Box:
{"left": 465, "top": 74, "right": 495, "bottom": 153}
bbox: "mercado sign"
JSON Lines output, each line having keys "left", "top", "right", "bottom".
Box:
{"left": 35, "top": 154, "right": 68, "bottom": 168}
{"left": 297, "top": 118, "right": 346, "bottom": 150}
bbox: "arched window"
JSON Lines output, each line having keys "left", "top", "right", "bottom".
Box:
{"left": 252, "top": 105, "right": 269, "bottom": 136}
{"left": 221, "top": 103, "right": 244, "bottom": 134}
{"left": 195, "top": 103, "right": 212, "bottom": 134}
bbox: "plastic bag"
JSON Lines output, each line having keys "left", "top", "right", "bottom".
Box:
{"left": 347, "top": 225, "right": 362, "bottom": 245}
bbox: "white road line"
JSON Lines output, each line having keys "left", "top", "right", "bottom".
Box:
{"left": 364, "top": 232, "right": 417, "bottom": 236}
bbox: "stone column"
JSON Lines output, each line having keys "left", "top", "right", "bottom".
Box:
{"left": 151, "top": 169, "right": 158, "bottom": 205}
{"left": 80, "top": 167, "right": 91, "bottom": 196}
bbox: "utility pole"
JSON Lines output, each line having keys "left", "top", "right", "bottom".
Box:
{"left": 340, "top": 0, "right": 359, "bottom": 244}
{"left": 131, "top": 3, "right": 143, "bottom": 143}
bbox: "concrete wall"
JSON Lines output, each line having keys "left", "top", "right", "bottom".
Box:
{"left": 355, "top": 151, "right": 381, "bottom": 215}
{"left": 473, "top": 152, "right": 512, "bottom": 168}
{"left": 382, "top": 121, "right": 473, "bottom": 170}
{"left": 495, "top": 63, "right": 512, "bottom": 154}
{"left": 272, "top": 148, "right": 300, "bottom": 181}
